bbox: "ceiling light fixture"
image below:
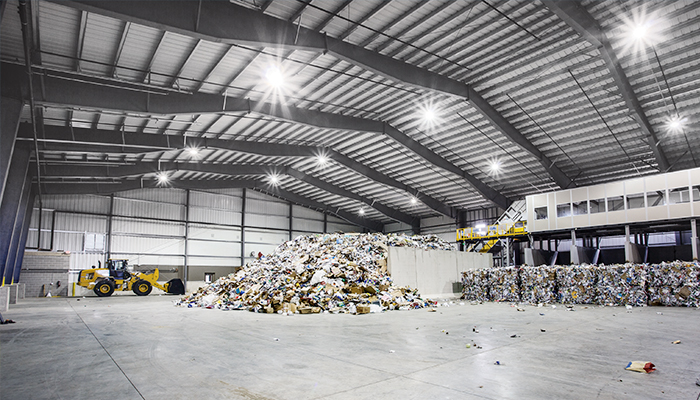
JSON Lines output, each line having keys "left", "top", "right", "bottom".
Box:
{"left": 265, "top": 66, "right": 284, "bottom": 87}
{"left": 156, "top": 172, "right": 170, "bottom": 186}
{"left": 410, "top": 197, "right": 418, "bottom": 205}
{"left": 267, "top": 173, "right": 280, "bottom": 186}
{"left": 666, "top": 115, "right": 687, "bottom": 133}
{"left": 490, "top": 161, "right": 501, "bottom": 172}
{"left": 358, "top": 208, "right": 365, "bottom": 216}
{"left": 316, "top": 154, "right": 329, "bottom": 166}
{"left": 187, "top": 146, "right": 199, "bottom": 157}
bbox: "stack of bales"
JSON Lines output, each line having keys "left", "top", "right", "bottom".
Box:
{"left": 519, "top": 266, "right": 556, "bottom": 304}
{"left": 461, "top": 269, "right": 490, "bottom": 301}
{"left": 647, "top": 261, "right": 700, "bottom": 307}
{"left": 596, "top": 263, "right": 647, "bottom": 306}
{"left": 488, "top": 266, "right": 520, "bottom": 302}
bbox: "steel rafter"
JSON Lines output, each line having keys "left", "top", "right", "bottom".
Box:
{"left": 3, "top": 64, "right": 502, "bottom": 212}
{"left": 51, "top": 0, "right": 572, "bottom": 189}
{"left": 17, "top": 123, "right": 455, "bottom": 218}
{"left": 541, "top": 0, "right": 670, "bottom": 172}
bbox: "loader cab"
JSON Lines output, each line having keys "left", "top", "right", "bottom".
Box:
{"left": 106, "top": 259, "right": 130, "bottom": 280}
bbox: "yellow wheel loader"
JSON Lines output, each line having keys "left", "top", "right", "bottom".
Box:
{"left": 77, "top": 259, "right": 185, "bottom": 297}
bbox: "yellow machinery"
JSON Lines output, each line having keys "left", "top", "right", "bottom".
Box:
{"left": 457, "top": 221, "right": 528, "bottom": 253}
{"left": 77, "top": 259, "right": 185, "bottom": 297}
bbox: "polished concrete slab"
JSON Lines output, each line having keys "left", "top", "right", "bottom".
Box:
{"left": 1, "top": 296, "right": 699, "bottom": 400}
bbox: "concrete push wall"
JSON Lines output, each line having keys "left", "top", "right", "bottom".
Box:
{"left": 388, "top": 248, "right": 491, "bottom": 298}
{"left": 20, "top": 251, "right": 71, "bottom": 297}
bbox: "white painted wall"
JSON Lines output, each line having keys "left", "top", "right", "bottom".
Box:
{"left": 387, "top": 248, "right": 491, "bottom": 299}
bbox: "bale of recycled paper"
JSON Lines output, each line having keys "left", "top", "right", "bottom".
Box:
{"left": 595, "top": 264, "right": 647, "bottom": 306}
{"left": 557, "top": 265, "right": 597, "bottom": 304}
{"left": 519, "top": 265, "right": 556, "bottom": 304}
{"left": 488, "top": 267, "right": 520, "bottom": 302}
{"left": 461, "top": 269, "right": 490, "bottom": 302}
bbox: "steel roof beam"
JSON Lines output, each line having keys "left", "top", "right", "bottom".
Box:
{"left": 39, "top": 178, "right": 383, "bottom": 231}
{"left": 17, "top": 122, "right": 454, "bottom": 217}
{"left": 2, "top": 63, "right": 505, "bottom": 211}
{"left": 41, "top": 160, "right": 419, "bottom": 227}
{"left": 49, "top": 0, "right": 573, "bottom": 189}
{"left": 542, "top": 0, "right": 669, "bottom": 172}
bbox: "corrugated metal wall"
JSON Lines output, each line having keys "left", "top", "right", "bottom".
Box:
{"left": 25, "top": 188, "right": 363, "bottom": 282}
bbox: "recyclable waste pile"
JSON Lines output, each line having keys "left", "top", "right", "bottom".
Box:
{"left": 556, "top": 265, "right": 597, "bottom": 304}
{"left": 520, "top": 266, "right": 556, "bottom": 303}
{"left": 647, "top": 261, "right": 700, "bottom": 306}
{"left": 461, "top": 269, "right": 490, "bottom": 302}
{"left": 488, "top": 267, "right": 520, "bottom": 302}
{"left": 177, "top": 233, "right": 454, "bottom": 314}
{"left": 596, "top": 264, "right": 648, "bottom": 306}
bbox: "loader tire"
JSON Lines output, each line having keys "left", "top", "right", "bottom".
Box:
{"left": 94, "top": 280, "right": 115, "bottom": 297}
{"left": 132, "top": 280, "right": 152, "bottom": 296}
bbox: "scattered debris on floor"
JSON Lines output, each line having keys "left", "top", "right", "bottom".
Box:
{"left": 625, "top": 361, "right": 656, "bottom": 373}
{"left": 672, "top": 340, "right": 681, "bottom": 344}
{"left": 177, "top": 233, "right": 454, "bottom": 314}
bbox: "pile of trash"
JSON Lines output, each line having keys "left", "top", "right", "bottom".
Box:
{"left": 177, "top": 233, "right": 454, "bottom": 314}
{"left": 462, "top": 261, "right": 700, "bottom": 307}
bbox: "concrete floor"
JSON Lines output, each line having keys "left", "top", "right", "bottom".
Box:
{"left": 1, "top": 296, "right": 699, "bottom": 400}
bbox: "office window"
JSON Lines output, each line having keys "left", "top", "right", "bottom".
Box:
{"left": 535, "top": 207, "right": 548, "bottom": 220}
{"left": 607, "top": 196, "right": 624, "bottom": 211}
{"left": 557, "top": 203, "right": 571, "bottom": 218}
{"left": 669, "top": 187, "right": 690, "bottom": 204}
{"left": 646, "top": 191, "right": 665, "bottom": 207}
{"left": 589, "top": 199, "right": 605, "bottom": 214}
{"left": 572, "top": 201, "right": 588, "bottom": 215}
{"left": 693, "top": 186, "right": 700, "bottom": 202}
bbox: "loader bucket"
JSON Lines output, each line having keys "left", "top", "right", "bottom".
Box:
{"left": 165, "top": 278, "right": 185, "bottom": 295}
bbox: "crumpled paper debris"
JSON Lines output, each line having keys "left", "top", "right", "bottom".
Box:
{"left": 177, "top": 233, "right": 454, "bottom": 314}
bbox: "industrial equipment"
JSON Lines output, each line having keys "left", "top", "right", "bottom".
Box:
{"left": 77, "top": 259, "right": 185, "bottom": 297}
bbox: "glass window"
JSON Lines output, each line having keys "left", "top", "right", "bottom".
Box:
{"left": 607, "top": 196, "right": 624, "bottom": 211}
{"left": 626, "top": 193, "right": 645, "bottom": 209}
{"left": 589, "top": 199, "right": 605, "bottom": 214}
{"left": 669, "top": 187, "right": 690, "bottom": 204}
{"left": 646, "top": 191, "right": 665, "bottom": 207}
{"left": 572, "top": 201, "right": 588, "bottom": 215}
{"left": 694, "top": 185, "right": 700, "bottom": 202}
{"left": 557, "top": 203, "right": 571, "bottom": 218}
{"left": 535, "top": 206, "right": 548, "bottom": 220}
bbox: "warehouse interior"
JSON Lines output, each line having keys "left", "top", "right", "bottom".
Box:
{"left": 1, "top": 0, "right": 699, "bottom": 399}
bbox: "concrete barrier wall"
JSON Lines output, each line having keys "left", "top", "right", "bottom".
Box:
{"left": 387, "top": 248, "right": 491, "bottom": 298}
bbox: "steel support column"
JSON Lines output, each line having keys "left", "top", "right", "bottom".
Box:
{"left": 5, "top": 168, "right": 33, "bottom": 285}
{"left": 691, "top": 219, "right": 698, "bottom": 261}
{"left": 0, "top": 143, "right": 31, "bottom": 285}
{"left": 1, "top": 97, "right": 24, "bottom": 206}
{"left": 240, "top": 187, "right": 246, "bottom": 268}
{"left": 12, "top": 186, "right": 36, "bottom": 284}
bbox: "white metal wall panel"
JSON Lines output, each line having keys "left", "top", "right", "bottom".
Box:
{"left": 110, "top": 253, "right": 184, "bottom": 267}
{"left": 292, "top": 205, "right": 323, "bottom": 220}
{"left": 292, "top": 231, "right": 321, "bottom": 239}
{"left": 113, "top": 197, "right": 185, "bottom": 220}
{"left": 245, "top": 229, "right": 288, "bottom": 245}
{"left": 187, "top": 256, "right": 239, "bottom": 267}
{"left": 188, "top": 240, "right": 239, "bottom": 258}
{"left": 110, "top": 235, "right": 185, "bottom": 255}
{"left": 292, "top": 218, "right": 324, "bottom": 232}
{"left": 117, "top": 188, "right": 187, "bottom": 204}
{"left": 189, "top": 206, "right": 241, "bottom": 225}
{"left": 40, "top": 194, "right": 110, "bottom": 214}
{"left": 188, "top": 225, "right": 241, "bottom": 242}
{"left": 54, "top": 213, "right": 107, "bottom": 233}
{"left": 190, "top": 191, "right": 242, "bottom": 210}
{"left": 70, "top": 252, "right": 105, "bottom": 271}
{"left": 246, "top": 213, "right": 289, "bottom": 230}
{"left": 246, "top": 197, "right": 289, "bottom": 216}
{"left": 111, "top": 217, "right": 185, "bottom": 237}
{"left": 52, "top": 231, "right": 86, "bottom": 252}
